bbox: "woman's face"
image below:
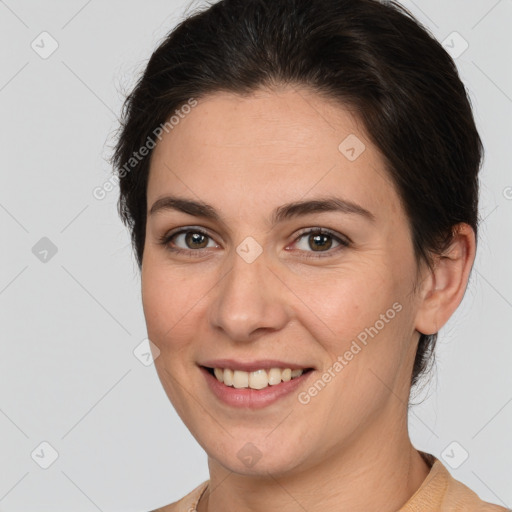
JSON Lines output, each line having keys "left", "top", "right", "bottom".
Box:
{"left": 142, "top": 86, "right": 426, "bottom": 475}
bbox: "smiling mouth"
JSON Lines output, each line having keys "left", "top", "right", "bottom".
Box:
{"left": 201, "top": 365, "right": 314, "bottom": 390}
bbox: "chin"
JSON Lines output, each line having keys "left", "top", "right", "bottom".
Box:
{"left": 205, "top": 438, "right": 309, "bottom": 477}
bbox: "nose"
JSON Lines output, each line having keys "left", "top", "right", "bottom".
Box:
{"left": 208, "top": 247, "right": 291, "bottom": 342}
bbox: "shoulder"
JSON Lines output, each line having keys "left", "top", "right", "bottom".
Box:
{"left": 439, "top": 463, "right": 508, "bottom": 512}
{"left": 149, "top": 480, "right": 209, "bottom": 512}
{"left": 400, "top": 454, "right": 509, "bottom": 512}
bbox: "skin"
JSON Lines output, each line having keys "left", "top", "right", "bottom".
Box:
{"left": 141, "top": 86, "right": 476, "bottom": 512}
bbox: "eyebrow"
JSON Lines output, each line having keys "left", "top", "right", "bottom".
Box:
{"left": 148, "top": 194, "right": 376, "bottom": 225}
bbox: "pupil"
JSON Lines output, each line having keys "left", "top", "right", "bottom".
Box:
{"left": 310, "top": 233, "right": 332, "bottom": 251}
{"left": 186, "top": 232, "right": 207, "bottom": 249}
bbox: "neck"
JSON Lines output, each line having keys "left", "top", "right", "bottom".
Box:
{"left": 199, "top": 411, "right": 431, "bottom": 512}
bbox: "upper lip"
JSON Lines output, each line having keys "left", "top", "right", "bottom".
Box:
{"left": 199, "top": 359, "right": 314, "bottom": 372}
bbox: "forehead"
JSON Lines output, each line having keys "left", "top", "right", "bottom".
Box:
{"left": 147, "top": 87, "right": 398, "bottom": 219}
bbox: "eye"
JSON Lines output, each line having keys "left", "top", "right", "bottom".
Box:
{"left": 290, "top": 228, "right": 350, "bottom": 258}
{"left": 159, "top": 227, "right": 218, "bottom": 256}
{"left": 159, "top": 226, "right": 350, "bottom": 259}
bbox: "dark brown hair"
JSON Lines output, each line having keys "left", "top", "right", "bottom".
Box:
{"left": 111, "top": 0, "right": 483, "bottom": 389}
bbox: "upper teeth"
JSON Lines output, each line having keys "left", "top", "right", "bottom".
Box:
{"left": 213, "top": 368, "right": 304, "bottom": 389}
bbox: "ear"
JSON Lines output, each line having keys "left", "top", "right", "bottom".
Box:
{"left": 414, "top": 223, "right": 476, "bottom": 336}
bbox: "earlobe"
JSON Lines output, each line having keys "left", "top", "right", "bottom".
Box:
{"left": 414, "top": 223, "right": 476, "bottom": 336}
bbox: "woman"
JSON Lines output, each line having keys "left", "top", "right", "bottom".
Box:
{"left": 112, "top": 0, "right": 507, "bottom": 510}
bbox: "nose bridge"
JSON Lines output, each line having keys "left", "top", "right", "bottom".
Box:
{"left": 209, "top": 244, "right": 289, "bottom": 340}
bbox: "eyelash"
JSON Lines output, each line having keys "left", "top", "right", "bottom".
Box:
{"left": 158, "top": 227, "right": 351, "bottom": 259}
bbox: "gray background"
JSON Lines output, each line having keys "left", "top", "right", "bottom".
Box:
{"left": 0, "top": 0, "right": 511, "bottom": 510}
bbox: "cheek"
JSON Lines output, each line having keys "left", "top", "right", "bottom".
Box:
{"left": 303, "top": 279, "right": 412, "bottom": 424}
{"left": 141, "top": 260, "right": 202, "bottom": 353}
{"left": 295, "top": 266, "right": 414, "bottom": 388}
{"left": 296, "top": 270, "right": 391, "bottom": 337}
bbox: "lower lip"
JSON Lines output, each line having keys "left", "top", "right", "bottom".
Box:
{"left": 200, "top": 366, "right": 313, "bottom": 409}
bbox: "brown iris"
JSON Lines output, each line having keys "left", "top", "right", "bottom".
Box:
{"left": 309, "top": 232, "right": 333, "bottom": 251}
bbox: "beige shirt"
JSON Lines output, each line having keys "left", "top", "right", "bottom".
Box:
{"left": 152, "top": 452, "right": 509, "bottom": 512}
